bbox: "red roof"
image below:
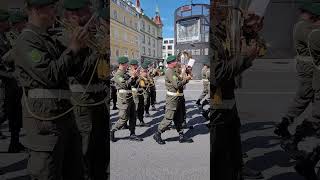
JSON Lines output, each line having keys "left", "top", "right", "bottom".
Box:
{"left": 154, "top": 15, "right": 163, "bottom": 27}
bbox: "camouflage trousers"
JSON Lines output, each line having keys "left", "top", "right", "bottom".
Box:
{"left": 22, "top": 97, "right": 83, "bottom": 180}
{"left": 198, "top": 82, "right": 209, "bottom": 101}
{"left": 158, "top": 96, "right": 184, "bottom": 133}
{"left": 112, "top": 94, "right": 136, "bottom": 132}
{"left": 284, "top": 60, "right": 314, "bottom": 120}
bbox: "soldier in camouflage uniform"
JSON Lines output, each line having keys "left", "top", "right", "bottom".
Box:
{"left": 12, "top": 0, "right": 87, "bottom": 179}
{"left": 294, "top": 13, "right": 320, "bottom": 179}
{"left": 196, "top": 63, "right": 210, "bottom": 106}
{"left": 60, "top": 1, "right": 109, "bottom": 179}
{"left": 2, "top": 11, "right": 27, "bottom": 153}
{"left": 153, "top": 55, "right": 193, "bottom": 144}
{"left": 130, "top": 59, "right": 149, "bottom": 127}
{"left": 275, "top": 2, "right": 318, "bottom": 140}
{"left": 149, "top": 62, "right": 157, "bottom": 111}
{"left": 0, "top": 9, "right": 10, "bottom": 140}
{"left": 110, "top": 56, "right": 143, "bottom": 142}
{"left": 142, "top": 59, "right": 151, "bottom": 117}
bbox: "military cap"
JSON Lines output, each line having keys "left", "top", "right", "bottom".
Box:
{"left": 10, "top": 12, "right": 28, "bottom": 24}
{"left": 99, "top": 7, "right": 109, "bottom": 20}
{"left": 144, "top": 59, "right": 151, "bottom": 66}
{"left": 166, "top": 55, "right": 177, "bottom": 63}
{"left": 63, "top": 0, "right": 90, "bottom": 10}
{"left": 117, "top": 56, "right": 129, "bottom": 64}
{"left": 141, "top": 62, "right": 149, "bottom": 69}
{"left": 26, "top": 0, "right": 57, "bottom": 7}
{"left": 0, "top": 9, "right": 9, "bottom": 22}
{"left": 129, "top": 59, "right": 139, "bottom": 65}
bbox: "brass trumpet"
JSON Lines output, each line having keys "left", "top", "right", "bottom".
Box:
{"left": 55, "top": 13, "right": 110, "bottom": 80}
{"left": 55, "top": 13, "right": 103, "bottom": 53}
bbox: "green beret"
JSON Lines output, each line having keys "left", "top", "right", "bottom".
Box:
{"left": 63, "top": 0, "right": 90, "bottom": 10}
{"left": 117, "top": 56, "right": 129, "bottom": 64}
{"left": 166, "top": 55, "right": 177, "bottom": 63}
{"left": 141, "top": 62, "right": 149, "bottom": 69}
{"left": 129, "top": 59, "right": 139, "bottom": 65}
{"left": 10, "top": 12, "right": 27, "bottom": 24}
{"left": 99, "top": 7, "right": 109, "bottom": 20}
{"left": 26, "top": 0, "right": 57, "bottom": 7}
{"left": 0, "top": 9, "right": 9, "bottom": 22}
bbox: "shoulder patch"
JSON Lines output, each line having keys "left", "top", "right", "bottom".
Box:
{"left": 29, "top": 49, "right": 42, "bottom": 63}
{"left": 173, "top": 75, "right": 177, "bottom": 80}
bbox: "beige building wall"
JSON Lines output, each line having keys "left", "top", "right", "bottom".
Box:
{"left": 110, "top": 0, "right": 140, "bottom": 65}
{"left": 139, "top": 15, "right": 162, "bottom": 62}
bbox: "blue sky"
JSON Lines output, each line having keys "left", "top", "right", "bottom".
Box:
{"left": 139, "top": 0, "right": 210, "bottom": 38}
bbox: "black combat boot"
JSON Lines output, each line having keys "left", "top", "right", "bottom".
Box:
{"left": 196, "top": 99, "right": 201, "bottom": 106}
{"left": 129, "top": 133, "right": 143, "bottom": 141}
{"left": 151, "top": 105, "right": 156, "bottom": 111}
{"left": 139, "top": 121, "right": 150, "bottom": 127}
{"left": 242, "top": 166, "right": 264, "bottom": 179}
{"left": 110, "top": 130, "right": 116, "bottom": 142}
{"left": 281, "top": 120, "right": 312, "bottom": 159}
{"left": 295, "top": 146, "right": 320, "bottom": 180}
{"left": 8, "top": 131, "right": 25, "bottom": 153}
{"left": 145, "top": 112, "right": 151, "bottom": 117}
{"left": 274, "top": 117, "right": 292, "bottom": 139}
{"left": 178, "top": 132, "right": 193, "bottom": 143}
{"left": 202, "top": 99, "right": 209, "bottom": 106}
{"left": 153, "top": 131, "right": 165, "bottom": 145}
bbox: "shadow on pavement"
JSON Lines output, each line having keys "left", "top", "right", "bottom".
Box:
{"left": 241, "top": 121, "right": 276, "bottom": 134}
{"left": 266, "top": 172, "right": 304, "bottom": 180}
{"left": 0, "top": 158, "right": 28, "bottom": 176}
{"left": 242, "top": 136, "right": 280, "bottom": 153}
{"left": 245, "top": 150, "right": 295, "bottom": 172}
{"left": 184, "top": 124, "right": 209, "bottom": 139}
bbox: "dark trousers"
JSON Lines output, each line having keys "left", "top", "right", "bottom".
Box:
{"left": 5, "top": 79, "right": 23, "bottom": 134}
{"left": 150, "top": 86, "right": 156, "bottom": 105}
{"left": 211, "top": 106, "right": 243, "bottom": 180}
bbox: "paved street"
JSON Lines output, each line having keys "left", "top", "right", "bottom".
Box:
{"left": 110, "top": 77, "right": 210, "bottom": 180}
{"left": 0, "top": 58, "right": 319, "bottom": 180}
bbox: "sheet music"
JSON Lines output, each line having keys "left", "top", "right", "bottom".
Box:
{"left": 188, "top": 59, "right": 195, "bottom": 67}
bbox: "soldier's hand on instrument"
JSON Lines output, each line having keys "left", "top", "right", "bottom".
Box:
{"left": 69, "top": 27, "right": 83, "bottom": 54}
